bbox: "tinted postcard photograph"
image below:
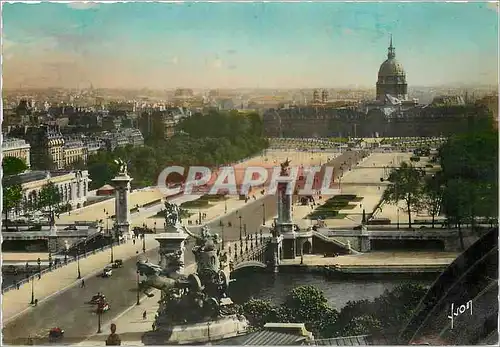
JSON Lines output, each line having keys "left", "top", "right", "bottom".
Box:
{"left": 1, "top": 1, "right": 498, "bottom": 346}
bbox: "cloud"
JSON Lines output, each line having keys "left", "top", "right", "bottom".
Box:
{"left": 67, "top": 3, "right": 99, "bottom": 10}
{"left": 171, "top": 56, "right": 179, "bottom": 65}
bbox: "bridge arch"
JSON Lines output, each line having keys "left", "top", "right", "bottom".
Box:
{"left": 232, "top": 260, "right": 266, "bottom": 273}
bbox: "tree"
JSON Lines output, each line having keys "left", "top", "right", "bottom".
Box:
{"left": 37, "top": 182, "right": 62, "bottom": 225}
{"left": 341, "top": 315, "right": 382, "bottom": 336}
{"left": 2, "top": 156, "right": 28, "bottom": 176}
{"left": 372, "top": 283, "right": 427, "bottom": 335}
{"left": 280, "top": 285, "right": 337, "bottom": 337}
{"left": 383, "top": 162, "right": 425, "bottom": 228}
{"left": 421, "top": 173, "right": 445, "bottom": 228}
{"left": 241, "top": 299, "right": 281, "bottom": 330}
{"left": 2, "top": 184, "right": 23, "bottom": 230}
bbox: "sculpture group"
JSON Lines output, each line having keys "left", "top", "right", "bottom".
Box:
{"left": 137, "top": 202, "right": 233, "bottom": 326}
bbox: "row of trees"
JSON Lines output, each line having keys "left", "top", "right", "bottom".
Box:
{"left": 240, "top": 283, "right": 427, "bottom": 339}
{"left": 88, "top": 111, "right": 268, "bottom": 189}
{"left": 3, "top": 180, "right": 63, "bottom": 229}
{"left": 383, "top": 129, "right": 498, "bottom": 247}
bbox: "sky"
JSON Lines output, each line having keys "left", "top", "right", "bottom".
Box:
{"left": 2, "top": 1, "right": 499, "bottom": 89}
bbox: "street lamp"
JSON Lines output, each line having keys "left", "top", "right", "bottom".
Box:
{"left": 262, "top": 203, "right": 266, "bottom": 225}
{"left": 30, "top": 275, "right": 35, "bottom": 305}
{"left": 238, "top": 215, "right": 243, "bottom": 241}
{"left": 142, "top": 230, "right": 146, "bottom": 253}
{"left": 106, "top": 212, "right": 109, "bottom": 234}
{"left": 136, "top": 252, "right": 141, "bottom": 305}
{"left": 37, "top": 258, "right": 41, "bottom": 279}
{"left": 97, "top": 310, "right": 102, "bottom": 333}
{"left": 221, "top": 223, "right": 225, "bottom": 250}
{"left": 110, "top": 228, "right": 114, "bottom": 263}
{"left": 77, "top": 245, "right": 82, "bottom": 279}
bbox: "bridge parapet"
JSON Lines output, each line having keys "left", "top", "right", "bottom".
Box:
{"left": 227, "top": 235, "right": 272, "bottom": 272}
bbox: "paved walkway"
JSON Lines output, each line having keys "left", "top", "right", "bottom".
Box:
{"left": 280, "top": 251, "right": 459, "bottom": 267}
{"left": 2, "top": 235, "right": 159, "bottom": 323}
{"left": 58, "top": 188, "right": 164, "bottom": 224}
{"left": 77, "top": 240, "right": 244, "bottom": 346}
{"left": 2, "top": 252, "right": 51, "bottom": 262}
{"left": 237, "top": 149, "right": 336, "bottom": 168}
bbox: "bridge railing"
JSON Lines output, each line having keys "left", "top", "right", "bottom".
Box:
{"left": 227, "top": 236, "right": 271, "bottom": 267}
{"left": 1, "top": 239, "right": 126, "bottom": 294}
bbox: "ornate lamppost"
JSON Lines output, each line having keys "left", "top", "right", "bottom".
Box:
{"left": 238, "top": 215, "right": 242, "bottom": 241}
{"left": 97, "top": 309, "right": 102, "bottom": 333}
{"left": 30, "top": 275, "right": 35, "bottom": 305}
{"left": 262, "top": 203, "right": 266, "bottom": 225}
{"left": 77, "top": 245, "right": 82, "bottom": 279}
{"left": 37, "top": 258, "right": 41, "bottom": 279}
{"left": 136, "top": 251, "right": 141, "bottom": 305}
{"left": 142, "top": 230, "right": 146, "bottom": 253}
{"left": 221, "top": 223, "right": 225, "bottom": 250}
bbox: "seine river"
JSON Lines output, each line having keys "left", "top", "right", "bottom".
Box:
{"left": 229, "top": 271, "right": 434, "bottom": 310}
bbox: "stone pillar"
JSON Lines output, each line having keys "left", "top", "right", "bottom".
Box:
{"left": 276, "top": 177, "right": 296, "bottom": 260}
{"left": 359, "top": 219, "right": 371, "bottom": 252}
{"left": 112, "top": 173, "right": 133, "bottom": 240}
{"left": 155, "top": 224, "right": 189, "bottom": 275}
{"left": 271, "top": 234, "right": 283, "bottom": 273}
{"left": 47, "top": 236, "right": 58, "bottom": 253}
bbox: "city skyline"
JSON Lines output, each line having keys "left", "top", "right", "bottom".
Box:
{"left": 2, "top": 1, "right": 499, "bottom": 89}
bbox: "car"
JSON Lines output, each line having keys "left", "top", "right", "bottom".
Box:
{"left": 89, "top": 293, "right": 106, "bottom": 304}
{"left": 102, "top": 267, "right": 113, "bottom": 277}
{"left": 48, "top": 327, "right": 64, "bottom": 341}
{"left": 111, "top": 259, "right": 123, "bottom": 268}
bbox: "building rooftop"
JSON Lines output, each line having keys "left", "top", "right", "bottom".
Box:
{"left": 215, "top": 329, "right": 309, "bottom": 345}
{"left": 2, "top": 137, "right": 30, "bottom": 149}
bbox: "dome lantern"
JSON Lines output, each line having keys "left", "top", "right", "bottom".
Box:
{"left": 376, "top": 35, "right": 408, "bottom": 102}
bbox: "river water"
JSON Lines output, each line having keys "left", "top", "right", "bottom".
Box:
{"left": 229, "top": 271, "right": 434, "bottom": 310}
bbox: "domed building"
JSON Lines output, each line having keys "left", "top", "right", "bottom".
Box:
{"left": 376, "top": 36, "right": 408, "bottom": 103}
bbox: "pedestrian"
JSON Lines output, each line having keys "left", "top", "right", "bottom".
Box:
{"left": 106, "top": 323, "right": 121, "bottom": 346}
{"left": 81, "top": 279, "right": 85, "bottom": 288}
{"left": 143, "top": 310, "right": 147, "bottom": 320}
{"left": 133, "top": 239, "right": 136, "bottom": 245}
{"left": 16, "top": 281, "right": 20, "bottom": 290}
{"left": 34, "top": 299, "right": 38, "bottom": 306}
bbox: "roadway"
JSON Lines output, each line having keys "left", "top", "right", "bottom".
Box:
{"left": 2, "top": 150, "right": 365, "bottom": 345}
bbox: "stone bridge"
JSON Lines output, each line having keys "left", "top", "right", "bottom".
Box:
{"left": 226, "top": 232, "right": 272, "bottom": 274}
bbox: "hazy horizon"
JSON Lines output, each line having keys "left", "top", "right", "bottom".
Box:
{"left": 3, "top": 2, "right": 499, "bottom": 90}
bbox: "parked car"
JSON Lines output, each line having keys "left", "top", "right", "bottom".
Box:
{"left": 111, "top": 259, "right": 123, "bottom": 268}
{"left": 102, "top": 267, "right": 112, "bottom": 278}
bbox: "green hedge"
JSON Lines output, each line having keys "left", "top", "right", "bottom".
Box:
{"left": 200, "top": 194, "right": 227, "bottom": 201}
{"left": 180, "top": 199, "right": 210, "bottom": 209}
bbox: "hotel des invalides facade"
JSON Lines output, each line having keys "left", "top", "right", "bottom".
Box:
{"left": 263, "top": 38, "right": 495, "bottom": 138}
